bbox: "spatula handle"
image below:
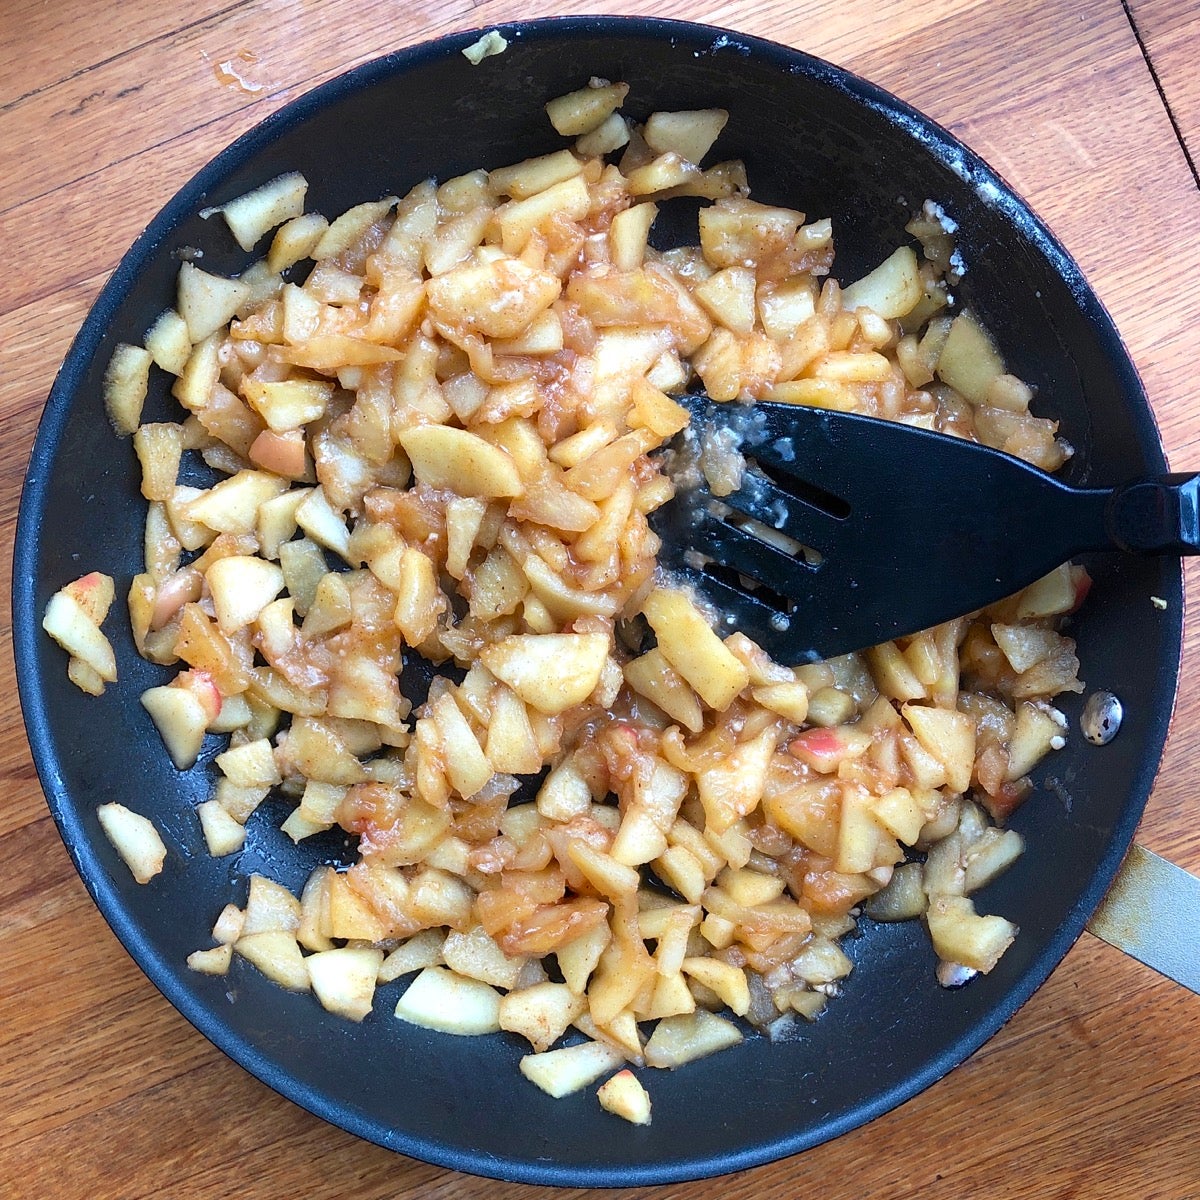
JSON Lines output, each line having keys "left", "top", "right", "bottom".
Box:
{"left": 1106, "top": 473, "right": 1200, "bottom": 554}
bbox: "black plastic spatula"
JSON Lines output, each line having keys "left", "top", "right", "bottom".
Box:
{"left": 650, "top": 397, "right": 1200, "bottom": 663}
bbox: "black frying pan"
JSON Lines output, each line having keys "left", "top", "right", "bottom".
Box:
{"left": 11, "top": 17, "right": 1181, "bottom": 1186}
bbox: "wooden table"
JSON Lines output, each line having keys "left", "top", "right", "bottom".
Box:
{"left": 3, "top": 1, "right": 1199, "bottom": 1196}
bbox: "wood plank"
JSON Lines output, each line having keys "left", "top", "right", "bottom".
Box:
{"left": 1126, "top": 0, "right": 1200, "bottom": 166}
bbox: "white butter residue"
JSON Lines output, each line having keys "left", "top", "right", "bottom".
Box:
{"left": 462, "top": 30, "right": 508, "bottom": 65}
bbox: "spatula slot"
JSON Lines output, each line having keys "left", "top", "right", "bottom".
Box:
{"left": 745, "top": 456, "right": 851, "bottom": 522}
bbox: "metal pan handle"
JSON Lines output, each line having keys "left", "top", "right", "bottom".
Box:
{"left": 1087, "top": 844, "right": 1200, "bottom": 993}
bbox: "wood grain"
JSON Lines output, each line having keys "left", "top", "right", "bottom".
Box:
{"left": 1127, "top": 0, "right": 1200, "bottom": 167}
{"left": 3, "top": 2, "right": 1199, "bottom": 1198}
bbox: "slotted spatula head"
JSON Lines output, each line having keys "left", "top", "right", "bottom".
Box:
{"left": 650, "top": 397, "right": 1112, "bottom": 663}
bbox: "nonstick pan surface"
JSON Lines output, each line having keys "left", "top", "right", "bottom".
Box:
{"left": 12, "top": 17, "right": 1182, "bottom": 1187}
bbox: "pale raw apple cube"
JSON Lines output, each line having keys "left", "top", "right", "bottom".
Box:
{"left": 545, "top": 81, "right": 629, "bottom": 136}
{"left": 926, "top": 895, "right": 1016, "bottom": 974}
{"left": 42, "top": 590, "right": 117, "bottom": 684}
{"left": 520, "top": 1040, "right": 625, "bottom": 1098}
{"left": 103, "top": 342, "right": 152, "bottom": 435}
{"left": 206, "top": 555, "right": 285, "bottom": 634}
{"left": 186, "top": 944, "right": 233, "bottom": 975}
{"left": 235, "top": 930, "right": 309, "bottom": 991}
{"left": 641, "top": 587, "right": 749, "bottom": 711}
{"left": 177, "top": 261, "right": 252, "bottom": 342}
{"left": 143, "top": 308, "right": 191, "bottom": 375}
{"left": 378, "top": 929, "right": 447, "bottom": 984}
{"left": 204, "top": 171, "right": 308, "bottom": 250}
{"left": 197, "top": 799, "right": 246, "bottom": 856}
{"left": 841, "top": 245, "right": 922, "bottom": 320}
{"left": 480, "top": 632, "right": 609, "bottom": 715}
{"left": 643, "top": 1010, "right": 743, "bottom": 1068}
{"left": 393, "top": 966, "right": 501, "bottom": 1035}
{"left": 499, "top": 982, "right": 586, "bottom": 1053}
{"left": 140, "top": 684, "right": 209, "bottom": 769}
{"left": 97, "top": 802, "right": 167, "bottom": 884}
{"left": 597, "top": 1069, "right": 652, "bottom": 1125}
{"left": 398, "top": 424, "right": 523, "bottom": 498}
{"left": 306, "top": 946, "right": 384, "bottom": 1021}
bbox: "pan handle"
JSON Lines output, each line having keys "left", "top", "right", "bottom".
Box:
{"left": 1085, "top": 843, "right": 1200, "bottom": 993}
{"left": 1106, "top": 473, "right": 1200, "bottom": 554}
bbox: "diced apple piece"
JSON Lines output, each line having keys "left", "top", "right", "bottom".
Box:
{"left": 393, "top": 966, "right": 501, "bottom": 1035}
{"left": 643, "top": 1010, "right": 743, "bottom": 1068}
{"left": 545, "top": 82, "right": 630, "bottom": 136}
{"left": 428, "top": 694, "right": 492, "bottom": 798}
{"left": 141, "top": 684, "right": 209, "bottom": 769}
{"left": 205, "top": 171, "right": 308, "bottom": 250}
{"left": 926, "top": 895, "right": 1016, "bottom": 974}
{"left": 426, "top": 257, "right": 562, "bottom": 339}
{"left": 936, "top": 310, "right": 1005, "bottom": 404}
{"left": 212, "top": 903, "right": 246, "bottom": 945}
{"left": 241, "top": 874, "right": 301, "bottom": 935}
{"left": 399, "top": 425, "right": 523, "bottom": 498}
{"left": 294, "top": 486, "right": 352, "bottom": 560}
{"left": 597, "top": 1068, "right": 652, "bottom": 1125}
{"left": 177, "top": 261, "right": 252, "bottom": 342}
{"left": 644, "top": 108, "right": 728, "bottom": 165}
{"left": 695, "top": 726, "right": 777, "bottom": 832}
{"left": 680, "top": 957, "right": 750, "bottom": 1016}
{"left": 694, "top": 266, "right": 757, "bottom": 334}
{"left": 963, "top": 828, "right": 1025, "bottom": 894}
{"left": 480, "top": 632, "right": 609, "bottom": 715}
{"left": 96, "top": 802, "right": 167, "bottom": 883}
{"left": 556, "top": 921, "right": 612, "bottom": 995}
{"left": 42, "top": 590, "right": 117, "bottom": 683}
{"left": 206, "top": 555, "right": 285, "bottom": 633}
{"left": 1016, "top": 563, "right": 1079, "bottom": 619}
{"left": 520, "top": 1039, "right": 626, "bottom": 1097}
{"left": 187, "top": 944, "right": 233, "bottom": 975}
{"left": 567, "top": 842, "right": 641, "bottom": 901}
{"left": 103, "top": 342, "right": 152, "bottom": 435}
{"left": 841, "top": 245, "right": 922, "bottom": 320}
{"left": 306, "top": 946, "right": 384, "bottom": 1021}
{"left": 903, "top": 703, "right": 976, "bottom": 794}
{"left": 268, "top": 211, "right": 330, "bottom": 273}
{"left": 215, "top": 737, "right": 281, "bottom": 789}
{"left": 990, "top": 623, "right": 1062, "bottom": 673}
{"left": 235, "top": 930, "right": 310, "bottom": 991}
{"left": 197, "top": 799, "right": 246, "bottom": 856}
{"left": 442, "top": 926, "right": 527, "bottom": 989}
{"left": 183, "top": 470, "right": 289, "bottom": 536}
{"left": 499, "top": 982, "right": 586, "bottom": 1053}
{"left": 576, "top": 111, "right": 631, "bottom": 156}
{"left": 641, "top": 587, "right": 749, "bottom": 710}
{"left": 242, "top": 377, "right": 333, "bottom": 432}
{"left": 1006, "top": 700, "right": 1068, "bottom": 779}
{"left": 489, "top": 149, "right": 583, "bottom": 199}
{"left": 144, "top": 309, "right": 191, "bottom": 376}
{"left": 378, "top": 928, "right": 447, "bottom": 983}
